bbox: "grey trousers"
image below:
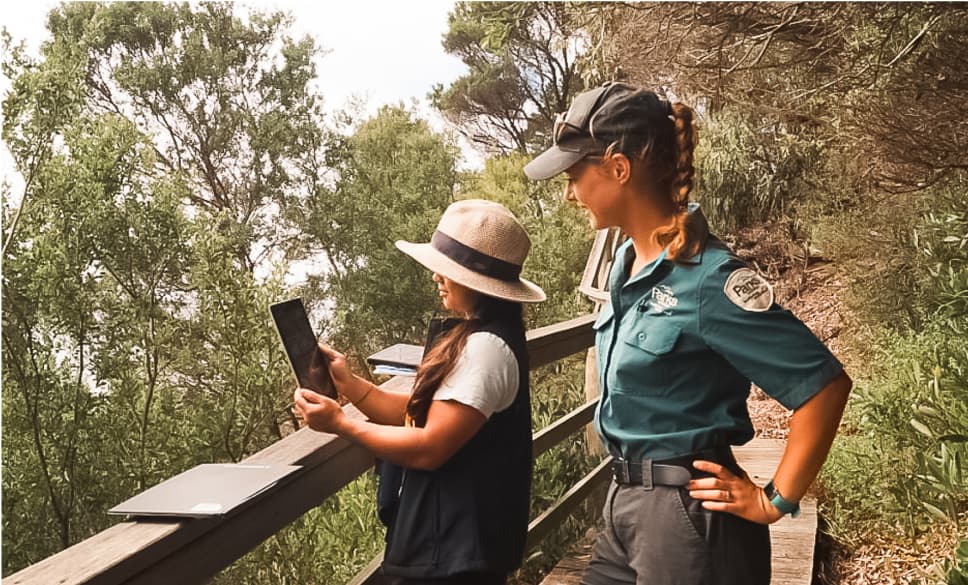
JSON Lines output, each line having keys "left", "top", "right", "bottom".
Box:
{"left": 580, "top": 481, "right": 771, "bottom": 585}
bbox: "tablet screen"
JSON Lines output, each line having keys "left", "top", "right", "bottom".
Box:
{"left": 270, "top": 298, "right": 337, "bottom": 398}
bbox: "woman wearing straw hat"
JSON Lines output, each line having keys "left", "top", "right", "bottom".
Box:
{"left": 524, "top": 82, "right": 852, "bottom": 585}
{"left": 294, "top": 199, "right": 545, "bottom": 585}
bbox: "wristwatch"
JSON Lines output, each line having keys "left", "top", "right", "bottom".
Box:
{"left": 764, "top": 480, "right": 801, "bottom": 518}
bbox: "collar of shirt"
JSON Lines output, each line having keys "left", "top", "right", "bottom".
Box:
{"left": 609, "top": 242, "right": 665, "bottom": 316}
{"left": 606, "top": 203, "right": 710, "bottom": 310}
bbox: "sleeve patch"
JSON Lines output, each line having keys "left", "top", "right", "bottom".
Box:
{"left": 724, "top": 268, "right": 774, "bottom": 312}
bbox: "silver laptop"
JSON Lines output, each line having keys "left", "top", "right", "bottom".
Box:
{"left": 108, "top": 463, "right": 301, "bottom": 518}
{"left": 366, "top": 343, "right": 424, "bottom": 369}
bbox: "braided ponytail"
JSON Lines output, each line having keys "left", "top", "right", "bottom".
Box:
{"left": 670, "top": 103, "right": 696, "bottom": 209}
{"left": 652, "top": 102, "right": 706, "bottom": 261}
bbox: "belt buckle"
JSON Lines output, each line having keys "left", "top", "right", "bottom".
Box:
{"left": 641, "top": 458, "right": 653, "bottom": 491}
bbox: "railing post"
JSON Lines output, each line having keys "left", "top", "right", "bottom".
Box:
{"left": 577, "top": 227, "right": 624, "bottom": 458}
{"left": 583, "top": 347, "right": 604, "bottom": 457}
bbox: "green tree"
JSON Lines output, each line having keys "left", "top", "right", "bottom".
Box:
{"left": 42, "top": 1, "right": 325, "bottom": 267}
{"left": 433, "top": 2, "right": 593, "bottom": 153}
{"left": 584, "top": 3, "right": 967, "bottom": 191}
{"left": 1, "top": 111, "right": 191, "bottom": 569}
{"left": 290, "top": 105, "right": 460, "bottom": 365}
{"left": 1, "top": 30, "right": 86, "bottom": 257}
{"left": 2, "top": 2, "right": 324, "bottom": 574}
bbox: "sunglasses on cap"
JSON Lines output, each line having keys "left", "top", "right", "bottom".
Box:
{"left": 552, "top": 83, "right": 623, "bottom": 152}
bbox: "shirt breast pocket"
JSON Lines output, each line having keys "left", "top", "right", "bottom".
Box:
{"left": 614, "top": 318, "right": 682, "bottom": 395}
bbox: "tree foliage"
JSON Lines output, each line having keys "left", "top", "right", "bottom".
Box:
{"left": 1, "top": 109, "right": 199, "bottom": 566}
{"left": 432, "top": 2, "right": 594, "bottom": 153}
{"left": 289, "top": 105, "right": 461, "bottom": 368}
{"left": 19, "top": 2, "right": 324, "bottom": 266}
{"left": 583, "top": 2, "right": 968, "bottom": 191}
{"left": 1, "top": 2, "right": 318, "bottom": 573}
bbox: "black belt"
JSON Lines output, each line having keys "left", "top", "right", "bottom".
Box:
{"left": 610, "top": 458, "right": 692, "bottom": 489}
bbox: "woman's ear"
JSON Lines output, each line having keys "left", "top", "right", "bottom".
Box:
{"left": 608, "top": 153, "right": 632, "bottom": 185}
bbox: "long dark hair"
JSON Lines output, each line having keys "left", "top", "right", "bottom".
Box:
{"left": 405, "top": 295, "right": 523, "bottom": 427}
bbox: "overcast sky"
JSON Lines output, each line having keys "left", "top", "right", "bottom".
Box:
{"left": 0, "top": 0, "right": 477, "bottom": 197}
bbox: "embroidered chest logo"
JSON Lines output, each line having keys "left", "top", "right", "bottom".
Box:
{"left": 724, "top": 268, "right": 774, "bottom": 312}
{"left": 641, "top": 285, "right": 678, "bottom": 315}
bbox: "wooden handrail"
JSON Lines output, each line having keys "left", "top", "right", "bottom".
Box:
{"left": 532, "top": 399, "right": 597, "bottom": 458}
{"left": 526, "top": 314, "right": 596, "bottom": 368}
{"left": 5, "top": 412, "right": 376, "bottom": 585}
{"left": 6, "top": 314, "right": 598, "bottom": 585}
{"left": 578, "top": 228, "right": 623, "bottom": 303}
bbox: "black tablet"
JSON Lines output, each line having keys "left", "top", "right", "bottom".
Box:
{"left": 269, "top": 298, "right": 337, "bottom": 398}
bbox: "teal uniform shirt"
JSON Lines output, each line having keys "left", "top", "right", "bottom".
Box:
{"left": 593, "top": 231, "right": 843, "bottom": 461}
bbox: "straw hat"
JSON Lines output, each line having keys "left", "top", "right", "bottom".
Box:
{"left": 395, "top": 199, "right": 546, "bottom": 303}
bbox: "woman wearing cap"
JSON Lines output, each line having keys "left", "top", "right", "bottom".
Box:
{"left": 524, "top": 82, "right": 852, "bottom": 585}
{"left": 293, "top": 199, "right": 545, "bottom": 585}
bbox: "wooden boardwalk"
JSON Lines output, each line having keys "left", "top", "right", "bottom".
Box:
{"left": 539, "top": 438, "right": 817, "bottom": 585}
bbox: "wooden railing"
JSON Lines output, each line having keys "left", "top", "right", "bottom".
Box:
{"left": 6, "top": 313, "right": 605, "bottom": 585}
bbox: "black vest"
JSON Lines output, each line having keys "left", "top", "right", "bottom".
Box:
{"left": 381, "top": 318, "right": 532, "bottom": 578}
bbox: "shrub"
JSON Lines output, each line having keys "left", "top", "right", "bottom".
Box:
{"left": 696, "top": 108, "right": 824, "bottom": 232}
{"left": 822, "top": 177, "right": 968, "bottom": 546}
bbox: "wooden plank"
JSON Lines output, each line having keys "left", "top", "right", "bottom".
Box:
{"left": 578, "top": 228, "right": 624, "bottom": 302}
{"left": 540, "top": 439, "right": 818, "bottom": 585}
{"left": 526, "top": 314, "right": 596, "bottom": 369}
{"left": 532, "top": 399, "right": 597, "bottom": 458}
{"left": 582, "top": 348, "right": 605, "bottom": 456}
{"left": 6, "top": 434, "right": 374, "bottom": 585}
{"left": 736, "top": 439, "right": 818, "bottom": 585}
{"left": 526, "top": 459, "right": 612, "bottom": 550}
{"left": 540, "top": 538, "right": 593, "bottom": 585}
{"left": 578, "top": 228, "right": 610, "bottom": 301}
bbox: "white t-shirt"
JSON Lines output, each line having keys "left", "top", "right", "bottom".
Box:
{"left": 433, "top": 332, "right": 519, "bottom": 418}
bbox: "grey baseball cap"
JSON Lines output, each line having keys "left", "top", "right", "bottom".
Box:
{"left": 524, "top": 82, "right": 672, "bottom": 180}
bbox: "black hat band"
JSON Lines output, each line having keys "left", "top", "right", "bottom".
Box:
{"left": 431, "top": 230, "right": 521, "bottom": 282}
